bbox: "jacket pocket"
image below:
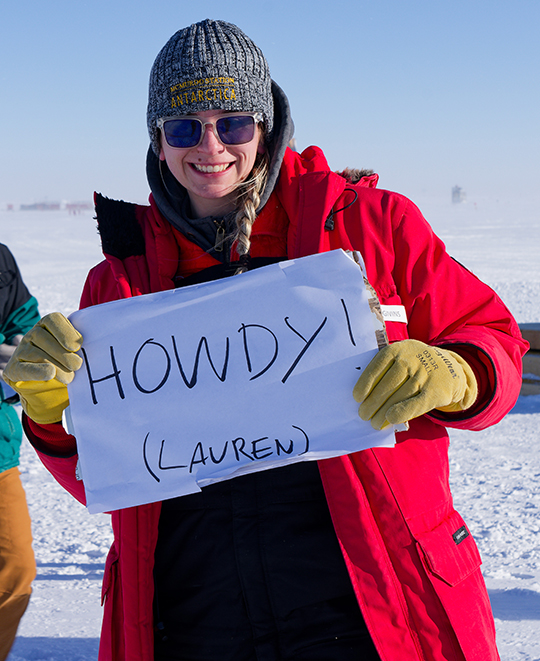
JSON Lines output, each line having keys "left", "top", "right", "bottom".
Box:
{"left": 415, "top": 510, "right": 481, "bottom": 587}
{"left": 413, "top": 512, "right": 499, "bottom": 658}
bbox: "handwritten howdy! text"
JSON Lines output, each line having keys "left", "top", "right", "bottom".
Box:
{"left": 80, "top": 301, "right": 357, "bottom": 405}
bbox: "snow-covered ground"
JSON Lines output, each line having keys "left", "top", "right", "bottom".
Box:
{"left": 1, "top": 191, "right": 539, "bottom": 660}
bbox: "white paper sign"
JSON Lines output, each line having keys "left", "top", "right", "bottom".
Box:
{"left": 67, "top": 250, "right": 395, "bottom": 513}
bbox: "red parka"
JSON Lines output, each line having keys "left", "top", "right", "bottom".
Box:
{"left": 25, "top": 146, "right": 527, "bottom": 661}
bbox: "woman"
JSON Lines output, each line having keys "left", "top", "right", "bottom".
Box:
{"left": 4, "top": 19, "right": 528, "bottom": 661}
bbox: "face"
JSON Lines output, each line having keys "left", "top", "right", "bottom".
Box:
{"left": 159, "top": 110, "right": 264, "bottom": 218}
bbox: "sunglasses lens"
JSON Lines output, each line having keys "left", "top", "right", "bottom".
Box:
{"left": 163, "top": 119, "right": 202, "bottom": 148}
{"left": 216, "top": 115, "right": 256, "bottom": 145}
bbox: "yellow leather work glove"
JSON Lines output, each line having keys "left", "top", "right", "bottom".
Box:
{"left": 353, "top": 340, "right": 478, "bottom": 430}
{"left": 3, "top": 313, "right": 83, "bottom": 424}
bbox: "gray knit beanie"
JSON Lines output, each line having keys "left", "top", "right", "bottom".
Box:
{"left": 147, "top": 19, "right": 274, "bottom": 156}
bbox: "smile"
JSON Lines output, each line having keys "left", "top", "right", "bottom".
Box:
{"left": 192, "top": 163, "right": 231, "bottom": 173}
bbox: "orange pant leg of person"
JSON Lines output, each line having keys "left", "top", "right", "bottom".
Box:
{"left": 0, "top": 467, "right": 36, "bottom": 661}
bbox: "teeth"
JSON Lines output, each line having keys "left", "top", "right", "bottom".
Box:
{"left": 193, "top": 163, "right": 230, "bottom": 173}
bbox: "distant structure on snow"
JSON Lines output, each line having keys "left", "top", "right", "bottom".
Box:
{"left": 452, "top": 185, "right": 466, "bottom": 204}
{"left": 20, "top": 201, "right": 61, "bottom": 211}
{"left": 10, "top": 201, "right": 93, "bottom": 213}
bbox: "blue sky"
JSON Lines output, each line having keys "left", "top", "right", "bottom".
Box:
{"left": 1, "top": 0, "right": 538, "bottom": 206}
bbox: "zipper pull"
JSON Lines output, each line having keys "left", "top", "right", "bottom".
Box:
{"left": 214, "top": 221, "right": 225, "bottom": 252}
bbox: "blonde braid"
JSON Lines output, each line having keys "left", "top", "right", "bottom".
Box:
{"left": 232, "top": 151, "right": 269, "bottom": 273}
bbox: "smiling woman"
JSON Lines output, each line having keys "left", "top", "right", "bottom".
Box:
{"left": 158, "top": 109, "right": 265, "bottom": 219}
{"left": 3, "top": 16, "right": 528, "bottom": 661}
{"left": 144, "top": 22, "right": 278, "bottom": 271}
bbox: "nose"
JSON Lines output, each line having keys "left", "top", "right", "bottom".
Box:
{"left": 197, "top": 122, "right": 224, "bottom": 153}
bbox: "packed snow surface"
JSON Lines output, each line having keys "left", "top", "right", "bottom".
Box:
{"left": 1, "top": 192, "right": 539, "bottom": 660}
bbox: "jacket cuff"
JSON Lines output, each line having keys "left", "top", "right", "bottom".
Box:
{"left": 428, "top": 343, "right": 496, "bottom": 423}
{"left": 22, "top": 414, "right": 78, "bottom": 457}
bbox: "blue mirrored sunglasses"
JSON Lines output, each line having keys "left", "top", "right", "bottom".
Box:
{"left": 157, "top": 112, "right": 263, "bottom": 149}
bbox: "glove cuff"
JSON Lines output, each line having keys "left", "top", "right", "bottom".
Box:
{"left": 436, "top": 348, "right": 478, "bottom": 412}
{"left": 5, "top": 378, "right": 69, "bottom": 425}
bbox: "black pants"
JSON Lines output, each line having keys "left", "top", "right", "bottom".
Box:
{"left": 154, "top": 462, "right": 381, "bottom": 661}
